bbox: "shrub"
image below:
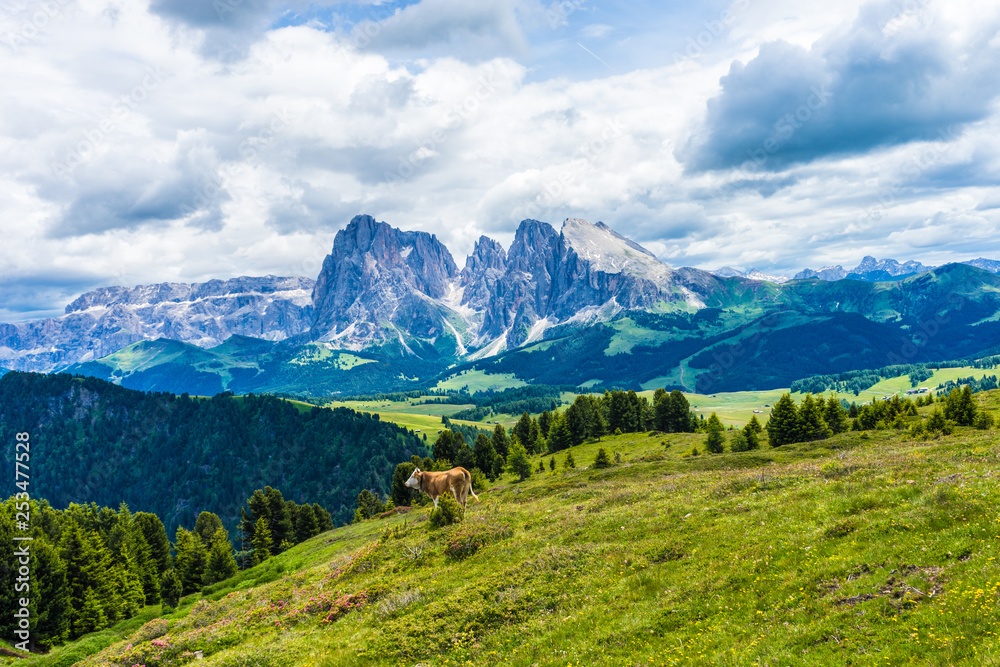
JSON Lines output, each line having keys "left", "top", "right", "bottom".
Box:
{"left": 469, "top": 467, "right": 489, "bottom": 495}
{"left": 593, "top": 448, "right": 611, "bottom": 469}
{"left": 730, "top": 431, "right": 749, "bottom": 452}
{"left": 429, "top": 492, "right": 464, "bottom": 528}
{"left": 564, "top": 451, "right": 576, "bottom": 469}
{"left": 974, "top": 412, "right": 994, "bottom": 430}
{"left": 443, "top": 521, "right": 513, "bottom": 560}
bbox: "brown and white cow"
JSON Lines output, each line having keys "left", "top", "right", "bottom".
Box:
{"left": 404, "top": 466, "right": 480, "bottom": 509}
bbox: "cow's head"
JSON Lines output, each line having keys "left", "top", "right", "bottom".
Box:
{"left": 404, "top": 467, "right": 422, "bottom": 489}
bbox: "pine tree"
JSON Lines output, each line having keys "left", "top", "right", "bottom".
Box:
{"left": 549, "top": 457, "right": 556, "bottom": 471}
{"left": 730, "top": 430, "right": 749, "bottom": 452}
{"left": 194, "top": 512, "right": 224, "bottom": 547}
{"left": 294, "top": 505, "right": 319, "bottom": 543}
{"left": 174, "top": 527, "right": 208, "bottom": 595}
{"left": 264, "top": 487, "right": 293, "bottom": 552}
{"left": 798, "top": 394, "right": 832, "bottom": 441}
{"left": 538, "top": 410, "right": 553, "bottom": 438}
{"left": 746, "top": 414, "right": 764, "bottom": 434}
{"left": 491, "top": 424, "right": 511, "bottom": 460}
{"left": 204, "top": 528, "right": 238, "bottom": 584}
{"left": 705, "top": 412, "right": 725, "bottom": 453}
{"left": 564, "top": 451, "right": 576, "bottom": 469}
{"left": 823, "top": 396, "right": 850, "bottom": 434}
{"left": 433, "top": 429, "right": 459, "bottom": 463}
{"left": 741, "top": 423, "right": 760, "bottom": 450}
{"left": 473, "top": 434, "right": 497, "bottom": 479}
{"left": 505, "top": 438, "right": 532, "bottom": 481}
{"left": 766, "top": 393, "right": 801, "bottom": 446}
{"left": 160, "top": 569, "right": 182, "bottom": 608}
{"left": 391, "top": 462, "right": 418, "bottom": 506}
{"left": 547, "top": 413, "right": 574, "bottom": 452}
{"left": 454, "top": 440, "right": 476, "bottom": 470}
{"left": 312, "top": 504, "right": 334, "bottom": 533}
{"left": 34, "top": 536, "right": 70, "bottom": 648}
{"left": 134, "top": 512, "right": 171, "bottom": 575}
{"left": 593, "top": 448, "right": 612, "bottom": 469}
{"left": 251, "top": 517, "right": 273, "bottom": 566}
{"left": 74, "top": 588, "right": 107, "bottom": 637}
{"left": 513, "top": 412, "right": 535, "bottom": 453}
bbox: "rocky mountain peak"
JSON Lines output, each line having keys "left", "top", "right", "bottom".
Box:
{"left": 460, "top": 236, "right": 507, "bottom": 311}
{"left": 310, "top": 215, "right": 460, "bottom": 347}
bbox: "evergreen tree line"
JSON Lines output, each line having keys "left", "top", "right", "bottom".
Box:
{"left": 0, "top": 485, "right": 333, "bottom": 651}
{"left": 368, "top": 387, "right": 699, "bottom": 509}
{"left": 935, "top": 375, "right": 999, "bottom": 395}
{"left": 0, "top": 372, "right": 428, "bottom": 532}
{"left": 764, "top": 385, "right": 992, "bottom": 446}
{"left": 790, "top": 362, "right": 963, "bottom": 396}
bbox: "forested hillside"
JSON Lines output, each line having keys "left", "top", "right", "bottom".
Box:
{"left": 0, "top": 373, "right": 429, "bottom": 532}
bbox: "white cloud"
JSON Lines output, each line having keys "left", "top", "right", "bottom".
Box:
{"left": 2, "top": 0, "right": 1000, "bottom": 319}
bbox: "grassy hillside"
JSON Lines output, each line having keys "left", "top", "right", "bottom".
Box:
{"left": 13, "top": 391, "right": 1000, "bottom": 666}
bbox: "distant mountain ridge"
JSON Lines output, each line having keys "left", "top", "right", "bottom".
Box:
{"left": 0, "top": 276, "right": 314, "bottom": 373}
{"left": 4, "top": 215, "right": 1000, "bottom": 395}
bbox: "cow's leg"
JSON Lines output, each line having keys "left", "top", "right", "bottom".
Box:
{"left": 432, "top": 495, "right": 439, "bottom": 510}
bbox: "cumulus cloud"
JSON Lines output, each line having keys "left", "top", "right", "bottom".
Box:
{"left": 678, "top": 1, "right": 1000, "bottom": 173}
{"left": 3, "top": 0, "right": 1000, "bottom": 320}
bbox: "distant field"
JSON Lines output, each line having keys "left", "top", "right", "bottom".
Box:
{"left": 857, "top": 366, "right": 993, "bottom": 399}
{"left": 435, "top": 369, "right": 527, "bottom": 393}
{"left": 328, "top": 367, "right": 997, "bottom": 432}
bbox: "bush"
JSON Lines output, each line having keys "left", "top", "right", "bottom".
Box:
{"left": 974, "top": 412, "right": 994, "bottom": 430}
{"left": 564, "top": 451, "right": 576, "bottom": 469}
{"left": 730, "top": 431, "right": 749, "bottom": 452}
{"left": 429, "top": 492, "right": 464, "bottom": 528}
{"left": 469, "top": 467, "right": 489, "bottom": 495}
{"left": 593, "top": 448, "right": 611, "bottom": 469}
{"left": 443, "top": 521, "right": 513, "bottom": 560}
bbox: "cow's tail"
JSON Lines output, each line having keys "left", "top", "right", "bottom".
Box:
{"left": 465, "top": 469, "right": 481, "bottom": 503}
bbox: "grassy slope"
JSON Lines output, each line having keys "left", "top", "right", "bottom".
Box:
{"left": 13, "top": 392, "right": 1000, "bottom": 667}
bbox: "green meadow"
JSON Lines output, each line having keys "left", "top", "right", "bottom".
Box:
{"left": 13, "top": 390, "right": 1000, "bottom": 666}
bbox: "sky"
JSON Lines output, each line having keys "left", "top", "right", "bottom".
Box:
{"left": 2, "top": 0, "right": 1000, "bottom": 320}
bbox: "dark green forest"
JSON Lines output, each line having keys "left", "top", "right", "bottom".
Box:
{"left": 0, "top": 372, "right": 429, "bottom": 533}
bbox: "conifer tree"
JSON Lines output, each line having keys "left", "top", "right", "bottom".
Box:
{"left": 312, "top": 504, "right": 334, "bottom": 532}
{"left": 766, "top": 393, "right": 801, "bottom": 446}
{"left": 174, "top": 527, "right": 208, "bottom": 595}
{"left": 705, "top": 412, "right": 725, "bottom": 453}
{"left": 264, "top": 487, "right": 294, "bottom": 552}
{"left": 134, "top": 512, "right": 171, "bottom": 576}
{"left": 205, "top": 528, "right": 238, "bottom": 584}
{"left": 33, "top": 536, "right": 70, "bottom": 648}
{"left": 251, "top": 517, "right": 273, "bottom": 566}
{"left": 823, "top": 396, "right": 850, "bottom": 434}
{"left": 799, "top": 394, "right": 832, "bottom": 441}
{"left": 538, "top": 410, "right": 553, "bottom": 438}
{"left": 505, "top": 438, "right": 532, "bottom": 481}
{"left": 433, "top": 429, "right": 459, "bottom": 463}
{"left": 564, "top": 450, "right": 576, "bottom": 469}
{"left": 593, "top": 448, "right": 612, "bottom": 469}
{"left": 294, "top": 505, "right": 319, "bottom": 543}
{"left": 513, "top": 412, "right": 535, "bottom": 453}
{"left": 194, "top": 512, "right": 224, "bottom": 547}
{"left": 473, "top": 434, "right": 497, "bottom": 479}
{"left": 160, "top": 569, "right": 182, "bottom": 608}
{"left": 491, "top": 423, "right": 511, "bottom": 460}
{"left": 75, "top": 588, "right": 107, "bottom": 636}
{"left": 391, "top": 462, "right": 418, "bottom": 506}
{"left": 547, "top": 413, "right": 574, "bottom": 452}
{"left": 741, "top": 423, "right": 760, "bottom": 450}
{"left": 746, "top": 414, "right": 764, "bottom": 434}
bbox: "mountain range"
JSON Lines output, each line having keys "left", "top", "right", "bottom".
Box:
{"left": 4, "top": 215, "right": 1000, "bottom": 395}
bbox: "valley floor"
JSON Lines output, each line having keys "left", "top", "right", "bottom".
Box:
{"left": 6, "top": 393, "right": 1000, "bottom": 666}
